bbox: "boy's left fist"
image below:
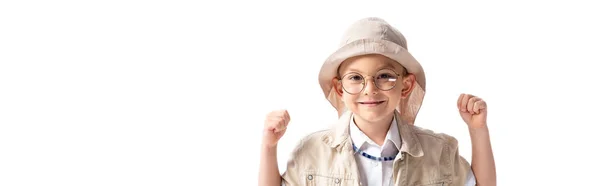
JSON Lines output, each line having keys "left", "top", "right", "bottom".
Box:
{"left": 457, "top": 93, "right": 488, "bottom": 128}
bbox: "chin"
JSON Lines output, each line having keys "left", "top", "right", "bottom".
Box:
{"left": 353, "top": 109, "right": 395, "bottom": 122}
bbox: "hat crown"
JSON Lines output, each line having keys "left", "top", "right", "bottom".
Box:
{"left": 340, "top": 17, "right": 408, "bottom": 49}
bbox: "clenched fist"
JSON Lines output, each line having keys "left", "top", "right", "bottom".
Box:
{"left": 262, "top": 110, "right": 290, "bottom": 148}
{"left": 457, "top": 93, "right": 488, "bottom": 128}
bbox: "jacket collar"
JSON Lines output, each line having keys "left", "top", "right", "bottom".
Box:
{"left": 326, "top": 110, "right": 424, "bottom": 157}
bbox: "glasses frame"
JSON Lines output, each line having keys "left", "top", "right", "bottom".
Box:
{"left": 338, "top": 68, "right": 402, "bottom": 95}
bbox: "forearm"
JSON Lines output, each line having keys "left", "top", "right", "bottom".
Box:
{"left": 259, "top": 144, "right": 282, "bottom": 186}
{"left": 469, "top": 125, "right": 496, "bottom": 186}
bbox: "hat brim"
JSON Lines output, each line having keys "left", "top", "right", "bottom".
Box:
{"left": 318, "top": 38, "right": 426, "bottom": 124}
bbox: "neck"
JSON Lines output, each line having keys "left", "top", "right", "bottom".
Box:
{"left": 353, "top": 114, "right": 394, "bottom": 146}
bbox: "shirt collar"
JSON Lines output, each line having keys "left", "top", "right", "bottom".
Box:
{"left": 326, "top": 110, "right": 424, "bottom": 158}
{"left": 349, "top": 114, "right": 402, "bottom": 151}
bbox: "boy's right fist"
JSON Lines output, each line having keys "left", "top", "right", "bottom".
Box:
{"left": 262, "top": 110, "right": 290, "bottom": 148}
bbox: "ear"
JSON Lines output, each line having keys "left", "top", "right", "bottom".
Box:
{"left": 332, "top": 78, "right": 344, "bottom": 97}
{"left": 400, "top": 74, "right": 416, "bottom": 98}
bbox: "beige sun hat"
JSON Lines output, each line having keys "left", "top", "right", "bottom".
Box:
{"left": 318, "top": 17, "right": 426, "bottom": 125}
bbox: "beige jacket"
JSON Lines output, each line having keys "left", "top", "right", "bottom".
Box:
{"left": 281, "top": 111, "right": 471, "bottom": 186}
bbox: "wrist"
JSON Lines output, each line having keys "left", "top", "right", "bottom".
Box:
{"left": 468, "top": 125, "right": 490, "bottom": 135}
{"left": 261, "top": 142, "right": 278, "bottom": 151}
{"left": 469, "top": 125, "right": 488, "bottom": 130}
{"left": 468, "top": 122, "right": 488, "bottom": 130}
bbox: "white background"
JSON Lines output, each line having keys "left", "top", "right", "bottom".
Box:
{"left": 1, "top": 0, "right": 599, "bottom": 185}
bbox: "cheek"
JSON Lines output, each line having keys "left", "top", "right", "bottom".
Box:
{"left": 383, "top": 89, "right": 403, "bottom": 104}
{"left": 341, "top": 93, "right": 357, "bottom": 102}
{"left": 393, "top": 84, "right": 407, "bottom": 96}
{"left": 341, "top": 93, "right": 360, "bottom": 108}
{"left": 394, "top": 83, "right": 405, "bottom": 91}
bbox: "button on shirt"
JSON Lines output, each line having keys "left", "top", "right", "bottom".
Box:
{"left": 349, "top": 115, "right": 476, "bottom": 186}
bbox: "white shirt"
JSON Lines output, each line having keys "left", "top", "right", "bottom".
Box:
{"left": 349, "top": 115, "right": 476, "bottom": 186}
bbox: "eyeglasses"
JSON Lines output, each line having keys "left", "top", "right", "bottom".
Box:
{"left": 339, "top": 69, "right": 401, "bottom": 95}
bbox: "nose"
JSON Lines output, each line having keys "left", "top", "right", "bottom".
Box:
{"left": 362, "top": 77, "right": 378, "bottom": 95}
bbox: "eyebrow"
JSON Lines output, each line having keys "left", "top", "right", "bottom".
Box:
{"left": 345, "top": 64, "right": 396, "bottom": 74}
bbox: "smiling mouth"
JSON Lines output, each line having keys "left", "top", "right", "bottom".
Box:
{"left": 358, "top": 101, "right": 385, "bottom": 105}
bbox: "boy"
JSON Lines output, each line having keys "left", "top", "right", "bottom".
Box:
{"left": 259, "top": 17, "right": 496, "bottom": 186}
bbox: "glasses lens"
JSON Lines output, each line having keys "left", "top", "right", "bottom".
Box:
{"left": 341, "top": 73, "right": 364, "bottom": 94}
{"left": 374, "top": 69, "right": 398, "bottom": 91}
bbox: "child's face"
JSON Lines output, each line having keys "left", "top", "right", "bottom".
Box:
{"left": 334, "top": 54, "right": 416, "bottom": 122}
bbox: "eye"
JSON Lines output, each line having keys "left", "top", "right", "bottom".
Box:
{"left": 377, "top": 73, "right": 394, "bottom": 79}
{"left": 343, "top": 74, "right": 363, "bottom": 84}
{"left": 348, "top": 75, "right": 363, "bottom": 81}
